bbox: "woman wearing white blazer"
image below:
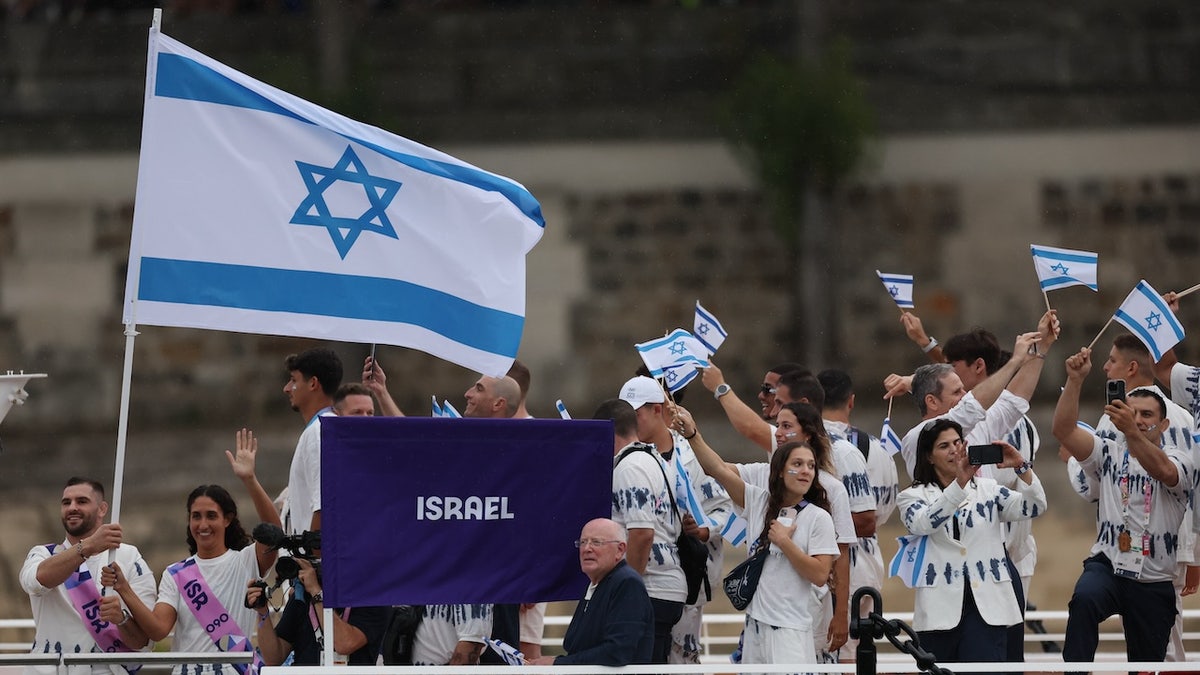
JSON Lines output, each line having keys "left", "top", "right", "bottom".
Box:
{"left": 897, "top": 418, "right": 1047, "bottom": 663}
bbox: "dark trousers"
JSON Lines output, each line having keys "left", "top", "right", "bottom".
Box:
{"left": 917, "top": 582, "right": 1007, "bottom": 663}
{"left": 1006, "top": 555, "right": 1026, "bottom": 663}
{"left": 1063, "top": 553, "right": 1177, "bottom": 664}
{"left": 649, "top": 597, "right": 684, "bottom": 664}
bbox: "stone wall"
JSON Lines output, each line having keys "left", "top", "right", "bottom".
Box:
{"left": 2, "top": 2, "right": 1199, "bottom": 153}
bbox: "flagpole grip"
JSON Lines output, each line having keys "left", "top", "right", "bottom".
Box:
{"left": 1043, "top": 289, "right": 1052, "bottom": 313}
{"left": 151, "top": 7, "right": 161, "bottom": 29}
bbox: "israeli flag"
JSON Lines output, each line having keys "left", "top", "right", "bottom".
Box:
{"left": 693, "top": 301, "right": 728, "bottom": 354}
{"left": 660, "top": 361, "right": 700, "bottom": 394}
{"left": 888, "top": 534, "right": 930, "bottom": 588}
{"left": 1030, "top": 244, "right": 1099, "bottom": 292}
{"left": 673, "top": 453, "right": 720, "bottom": 530}
{"left": 635, "top": 329, "right": 710, "bottom": 384}
{"left": 880, "top": 417, "right": 902, "bottom": 457}
{"left": 555, "top": 399, "right": 571, "bottom": 420}
{"left": 431, "top": 396, "right": 444, "bottom": 418}
{"left": 442, "top": 400, "right": 463, "bottom": 418}
{"left": 1112, "top": 280, "right": 1185, "bottom": 362}
{"left": 483, "top": 638, "right": 525, "bottom": 666}
{"left": 124, "top": 30, "right": 543, "bottom": 377}
{"left": 719, "top": 512, "right": 749, "bottom": 548}
{"left": 876, "top": 271, "right": 914, "bottom": 309}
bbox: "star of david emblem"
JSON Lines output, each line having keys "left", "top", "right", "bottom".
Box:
{"left": 1146, "top": 311, "right": 1163, "bottom": 332}
{"left": 669, "top": 341, "right": 686, "bottom": 355}
{"left": 1050, "top": 263, "right": 1069, "bottom": 275}
{"left": 290, "top": 145, "right": 402, "bottom": 259}
{"left": 697, "top": 323, "right": 710, "bottom": 336}
{"left": 665, "top": 369, "right": 679, "bottom": 384}
{"left": 889, "top": 285, "right": 899, "bottom": 297}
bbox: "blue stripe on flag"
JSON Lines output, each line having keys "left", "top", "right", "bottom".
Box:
{"left": 1041, "top": 276, "right": 1092, "bottom": 291}
{"left": 1031, "top": 247, "right": 1097, "bottom": 264}
{"left": 154, "top": 52, "right": 544, "bottom": 230}
{"left": 138, "top": 257, "right": 523, "bottom": 357}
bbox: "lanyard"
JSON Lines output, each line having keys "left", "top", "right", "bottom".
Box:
{"left": 1118, "top": 451, "right": 1154, "bottom": 556}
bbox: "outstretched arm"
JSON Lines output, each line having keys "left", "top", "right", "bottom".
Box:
{"left": 672, "top": 406, "right": 746, "bottom": 508}
{"left": 699, "top": 363, "right": 773, "bottom": 452}
{"left": 901, "top": 311, "right": 946, "bottom": 363}
{"left": 363, "top": 356, "right": 404, "bottom": 417}
{"left": 227, "top": 429, "right": 281, "bottom": 575}
{"left": 1052, "top": 348, "right": 1097, "bottom": 462}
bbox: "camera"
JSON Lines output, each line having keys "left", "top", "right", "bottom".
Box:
{"left": 967, "top": 443, "right": 1003, "bottom": 466}
{"left": 244, "top": 524, "right": 322, "bottom": 609}
{"left": 1106, "top": 379, "right": 1127, "bottom": 406}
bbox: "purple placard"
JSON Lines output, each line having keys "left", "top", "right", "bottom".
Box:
{"left": 321, "top": 416, "right": 613, "bottom": 607}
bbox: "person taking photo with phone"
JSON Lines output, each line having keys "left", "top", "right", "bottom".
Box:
{"left": 897, "top": 418, "right": 1046, "bottom": 664}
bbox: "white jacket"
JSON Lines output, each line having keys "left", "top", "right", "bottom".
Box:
{"left": 897, "top": 474, "right": 1047, "bottom": 631}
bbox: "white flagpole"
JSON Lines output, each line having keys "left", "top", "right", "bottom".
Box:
{"left": 1086, "top": 315, "right": 1115, "bottom": 353}
{"left": 110, "top": 6, "right": 161, "bottom": 561}
{"left": 1176, "top": 282, "right": 1200, "bottom": 299}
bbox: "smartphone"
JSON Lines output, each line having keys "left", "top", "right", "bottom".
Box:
{"left": 967, "top": 443, "right": 1003, "bottom": 465}
{"left": 1106, "top": 378, "right": 1127, "bottom": 405}
{"left": 771, "top": 507, "right": 797, "bottom": 553}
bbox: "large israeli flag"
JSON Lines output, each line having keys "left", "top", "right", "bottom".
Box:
{"left": 1030, "top": 244, "right": 1099, "bottom": 292}
{"left": 123, "top": 30, "right": 544, "bottom": 376}
{"left": 1112, "top": 279, "right": 1185, "bottom": 362}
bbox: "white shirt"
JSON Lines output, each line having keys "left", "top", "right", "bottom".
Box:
{"left": 740, "top": 482, "right": 838, "bottom": 630}
{"left": 738, "top": 463, "right": 855, "bottom": 545}
{"left": 157, "top": 546, "right": 261, "bottom": 655}
{"left": 611, "top": 444, "right": 686, "bottom": 603}
{"left": 1078, "top": 433, "right": 1192, "bottom": 582}
{"left": 286, "top": 410, "right": 334, "bottom": 535}
{"left": 413, "top": 604, "right": 492, "bottom": 666}
{"left": 20, "top": 541, "right": 157, "bottom": 675}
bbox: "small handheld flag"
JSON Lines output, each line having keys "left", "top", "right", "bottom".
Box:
{"left": 876, "top": 271, "right": 914, "bottom": 309}
{"left": 442, "top": 400, "right": 462, "bottom": 418}
{"left": 1111, "top": 280, "right": 1185, "bottom": 362}
{"left": 880, "top": 417, "right": 902, "bottom": 457}
{"left": 555, "top": 399, "right": 571, "bottom": 420}
{"left": 889, "top": 534, "right": 931, "bottom": 588}
{"left": 1030, "top": 244, "right": 1099, "bottom": 292}
{"left": 431, "top": 396, "right": 444, "bottom": 418}
{"left": 636, "top": 329, "right": 710, "bottom": 393}
{"left": 693, "top": 301, "right": 728, "bottom": 355}
{"left": 483, "top": 638, "right": 525, "bottom": 666}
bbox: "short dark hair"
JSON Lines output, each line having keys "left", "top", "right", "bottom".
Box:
{"left": 65, "top": 477, "right": 105, "bottom": 498}
{"left": 1129, "top": 388, "right": 1167, "bottom": 419}
{"left": 913, "top": 418, "right": 963, "bottom": 487}
{"left": 817, "top": 369, "right": 853, "bottom": 409}
{"left": 506, "top": 360, "right": 531, "bottom": 401}
{"left": 1113, "top": 334, "right": 1153, "bottom": 372}
{"left": 769, "top": 362, "right": 809, "bottom": 378}
{"left": 593, "top": 398, "right": 638, "bottom": 439}
{"left": 285, "top": 348, "right": 343, "bottom": 397}
{"left": 942, "top": 329, "right": 1002, "bottom": 375}
{"left": 777, "top": 371, "right": 824, "bottom": 410}
{"left": 334, "top": 382, "right": 372, "bottom": 405}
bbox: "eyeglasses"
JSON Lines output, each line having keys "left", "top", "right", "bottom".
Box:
{"left": 760, "top": 384, "right": 777, "bottom": 395}
{"left": 574, "top": 538, "right": 620, "bottom": 549}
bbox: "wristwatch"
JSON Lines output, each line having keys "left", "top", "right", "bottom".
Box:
{"left": 714, "top": 383, "right": 732, "bottom": 400}
{"left": 312, "top": 592, "right": 324, "bottom": 604}
{"left": 117, "top": 609, "right": 132, "bottom": 627}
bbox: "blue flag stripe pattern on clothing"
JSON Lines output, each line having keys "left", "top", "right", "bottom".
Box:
{"left": 153, "top": 52, "right": 543, "bottom": 228}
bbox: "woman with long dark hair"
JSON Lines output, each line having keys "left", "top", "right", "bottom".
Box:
{"left": 674, "top": 407, "right": 838, "bottom": 666}
{"left": 898, "top": 418, "right": 1046, "bottom": 663}
{"left": 104, "top": 430, "right": 281, "bottom": 674}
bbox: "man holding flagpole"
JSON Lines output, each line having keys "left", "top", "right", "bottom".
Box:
{"left": 20, "top": 477, "right": 157, "bottom": 675}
